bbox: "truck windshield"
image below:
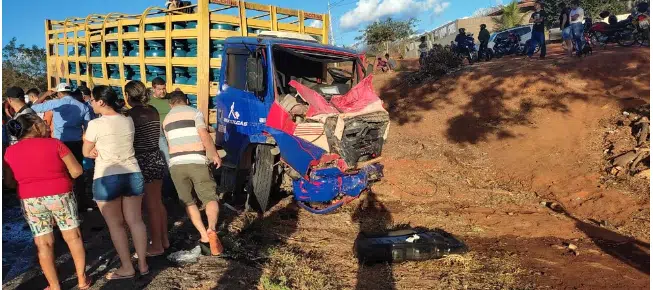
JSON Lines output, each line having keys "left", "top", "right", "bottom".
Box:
{"left": 272, "top": 46, "right": 360, "bottom": 101}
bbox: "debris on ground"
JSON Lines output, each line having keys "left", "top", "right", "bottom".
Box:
{"left": 564, "top": 242, "right": 580, "bottom": 256}
{"left": 167, "top": 246, "right": 202, "bottom": 265}
{"left": 541, "top": 201, "right": 565, "bottom": 213}
{"left": 604, "top": 106, "right": 650, "bottom": 177}
{"left": 407, "top": 45, "right": 463, "bottom": 85}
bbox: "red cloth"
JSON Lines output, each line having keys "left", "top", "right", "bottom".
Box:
{"left": 4, "top": 138, "right": 73, "bottom": 199}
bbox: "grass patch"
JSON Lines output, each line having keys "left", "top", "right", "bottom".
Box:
{"left": 261, "top": 276, "right": 292, "bottom": 290}
{"left": 260, "top": 245, "right": 341, "bottom": 290}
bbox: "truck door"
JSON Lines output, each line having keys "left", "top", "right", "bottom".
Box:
{"left": 215, "top": 44, "right": 271, "bottom": 165}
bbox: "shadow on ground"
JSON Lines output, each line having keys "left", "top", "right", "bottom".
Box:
{"left": 352, "top": 191, "right": 395, "bottom": 290}
{"left": 378, "top": 47, "right": 650, "bottom": 144}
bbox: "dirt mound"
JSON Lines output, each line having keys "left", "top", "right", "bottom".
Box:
{"left": 370, "top": 45, "right": 650, "bottom": 288}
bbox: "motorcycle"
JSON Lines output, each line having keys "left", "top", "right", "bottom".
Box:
{"left": 454, "top": 33, "right": 478, "bottom": 64}
{"left": 588, "top": 12, "right": 637, "bottom": 47}
{"left": 478, "top": 45, "right": 493, "bottom": 62}
{"left": 493, "top": 32, "right": 524, "bottom": 58}
{"left": 632, "top": 2, "right": 650, "bottom": 46}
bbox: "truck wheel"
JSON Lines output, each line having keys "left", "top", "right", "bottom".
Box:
{"left": 246, "top": 145, "right": 275, "bottom": 212}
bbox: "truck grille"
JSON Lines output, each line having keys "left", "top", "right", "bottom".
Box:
{"left": 325, "top": 112, "right": 389, "bottom": 168}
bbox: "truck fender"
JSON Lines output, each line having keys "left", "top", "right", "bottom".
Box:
{"left": 237, "top": 134, "right": 278, "bottom": 170}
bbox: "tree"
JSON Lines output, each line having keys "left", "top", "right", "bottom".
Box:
{"left": 355, "top": 18, "right": 417, "bottom": 54}
{"left": 492, "top": 1, "right": 528, "bottom": 30}
{"left": 2, "top": 38, "right": 47, "bottom": 94}
{"left": 541, "top": 0, "right": 629, "bottom": 28}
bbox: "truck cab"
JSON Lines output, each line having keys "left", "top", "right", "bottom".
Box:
{"left": 215, "top": 31, "right": 389, "bottom": 214}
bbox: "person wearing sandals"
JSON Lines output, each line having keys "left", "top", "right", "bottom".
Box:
{"left": 3, "top": 114, "right": 92, "bottom": 290}
{"left": 83, "top": 85, "right": 149, "bottom": 279}
{"left": 162, "top": 90, "right": 223, "bottom": 256}
{"left": 125, "top": 80, "right": 170, "bottom": 257}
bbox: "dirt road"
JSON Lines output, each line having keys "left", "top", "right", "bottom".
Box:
{"left": 4, "top": 45, "right": 649, "bottom": 290}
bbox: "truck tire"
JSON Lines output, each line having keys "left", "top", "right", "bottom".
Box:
{"left": 246, "top": 145, "right": 275, "bottom": 212}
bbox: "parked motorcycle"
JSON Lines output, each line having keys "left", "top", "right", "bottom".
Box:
{"left": 632, "top": 2, "right": 650, "bottom": 46}
{"left": 588, "top": 12, "right": 637, "bottom": 47}
{"left": 493, "top": 32, "right": 524, "bottom": 58}
{"left": 454, "top": 33, "right": 478, "bottom": 64}
{"left": 478, "top": 46, "right": 493, "bottom": 62}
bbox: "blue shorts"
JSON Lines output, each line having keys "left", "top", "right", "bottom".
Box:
{"left": 562, "top": 26, "right": 572, "bottom": 40}
{"left": 92, "top": 172, "right": 145, "bottom": 202}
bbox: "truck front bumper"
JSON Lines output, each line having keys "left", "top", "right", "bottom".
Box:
{"left": 293, "top": 163, "right": 384, "bottom": 214}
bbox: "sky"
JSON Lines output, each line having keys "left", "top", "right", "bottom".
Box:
{"left": 2, "top": 0, "right": 502, "bottom": 48}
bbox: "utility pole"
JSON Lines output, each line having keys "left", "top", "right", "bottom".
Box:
{"left": 327, "top": 0, "right": 336, "bottom": 45}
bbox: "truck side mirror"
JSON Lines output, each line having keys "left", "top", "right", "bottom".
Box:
{"left": 246, "top": 53, "right": 264, "bottom": 100}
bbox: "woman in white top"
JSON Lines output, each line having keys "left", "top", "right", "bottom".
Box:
{"left": 82, "top": 85, "right": 149, "bottom": 280}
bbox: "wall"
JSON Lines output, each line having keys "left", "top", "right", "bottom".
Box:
{"left": 402, "top": 11, "right": 534, "bottom": 58}
{"left": 403, "top": 16, "right": 496, "bottom": 58}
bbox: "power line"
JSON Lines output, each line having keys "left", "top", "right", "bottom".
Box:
{"left": 327, "top": 0, "right": 357, "bottom": 45}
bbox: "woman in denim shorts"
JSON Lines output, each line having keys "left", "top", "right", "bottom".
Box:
{"left": 83, "top": 85, "right": 149, "bottom": 280}
{"left": 4, "top": 114, "right": 92, "bottom": 290}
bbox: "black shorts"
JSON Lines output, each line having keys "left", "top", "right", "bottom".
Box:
{"left": 135, "top": 150, "right": 167, "bottom": 184}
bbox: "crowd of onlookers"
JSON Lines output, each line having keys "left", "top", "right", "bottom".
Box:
{"left": 2, "top": 77, "right": 223, "bottom": 289}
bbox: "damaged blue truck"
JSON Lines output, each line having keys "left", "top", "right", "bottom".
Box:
{"left": 213, "top": 31, "right": 389, "bottom": 214}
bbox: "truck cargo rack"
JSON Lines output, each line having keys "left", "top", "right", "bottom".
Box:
{"left": 45, "top": 0, "right": 329, "bottom": 124}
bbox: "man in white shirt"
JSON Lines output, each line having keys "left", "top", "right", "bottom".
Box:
{"left": 569, "top": 0, "right": 585, "bottom": 57}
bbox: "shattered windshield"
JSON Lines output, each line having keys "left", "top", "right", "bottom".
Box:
{"left": 272, "top": 46, "right": 361, "bottom": 101}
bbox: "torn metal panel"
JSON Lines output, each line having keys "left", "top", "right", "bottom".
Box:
{"left": 266, "top": 101, "right": 297, "bottom": 134}
{"left": 294, "top": 122, "right": 330, "bottom": 151}
{"left": 330, "top": 75, "right": 380, "bottom": 113}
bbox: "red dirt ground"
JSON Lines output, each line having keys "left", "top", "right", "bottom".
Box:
{"left": 4, "top": 45, "right": 649, "bottom": 290}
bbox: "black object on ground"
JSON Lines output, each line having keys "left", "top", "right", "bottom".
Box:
{"left": 355, "top": 228, "right": 468, "bottom": 264}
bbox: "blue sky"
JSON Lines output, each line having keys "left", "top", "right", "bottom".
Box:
{"left": 2, "top": 0, "right": 499, "bottom": 48}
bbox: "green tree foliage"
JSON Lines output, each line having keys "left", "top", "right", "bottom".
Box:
{"left": 2, "top": 38, "right": 47, "bottom": 94}
{"left": 541, "top": 0, "right": 630, "bottom": 28}
{"left": 493, "top": 1, "right": 528, "bottom": 30}
{"left": 356, "top": 18, "right": 417, "bottom": 53}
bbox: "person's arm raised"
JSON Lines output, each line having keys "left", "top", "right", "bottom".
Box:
{"left": 31, "top": 92, "right": 61, "bottom": 112}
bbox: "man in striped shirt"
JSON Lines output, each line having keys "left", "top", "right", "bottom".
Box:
{"left": 162, "top": 90, "right": 223, "bottom": 256}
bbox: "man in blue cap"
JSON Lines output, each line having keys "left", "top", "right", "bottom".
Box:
{"left": 32, "top": 83, "right": 92, "bottom": 210}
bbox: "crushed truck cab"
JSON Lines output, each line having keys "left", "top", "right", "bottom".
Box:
{"left": 215, "top": 32, "right": 389, "bottom": 214}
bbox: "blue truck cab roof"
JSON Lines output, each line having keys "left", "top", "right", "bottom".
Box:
{"left": 224, "top": 36, "right": 359, "bottom": 55}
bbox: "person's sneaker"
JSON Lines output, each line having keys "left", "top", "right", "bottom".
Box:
{"left": 539, "top": 56, "right": 546, "bottom": 60}
{"left": 207, "top": 230, "right": 223, "bottom": 256}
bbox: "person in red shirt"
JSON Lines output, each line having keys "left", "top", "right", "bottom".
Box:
{"left": 3, "top": 114, "right": 92, "bottom": 290}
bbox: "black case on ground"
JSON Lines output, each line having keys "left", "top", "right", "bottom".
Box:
{"left": 354, "top": 228, "right": 468, "bottom": 264}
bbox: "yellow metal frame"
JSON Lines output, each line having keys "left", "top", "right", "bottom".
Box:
{"left": 45, "top": 0, "right": 329, "bottom": 124}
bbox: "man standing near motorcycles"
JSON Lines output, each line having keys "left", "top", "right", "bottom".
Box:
{"left": 570, "top": 0, "right": 586, "bottom": 56}
{"left": 478, "top": 24, "right": 490, "bottom": 59}
{"left": 559, "top": 2, "right": 573, "bottom": 56}
{"left": 454, "top": 28, "right": 475, "bottom": 63}
{"left": 527, "top": 0, "right": 547, "bottom": 59}
{"left": 454, "top": 28, "right": 468, "bottom": 47}
{"left": 418, "top": 36, "right": 429, "bottom": 66}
